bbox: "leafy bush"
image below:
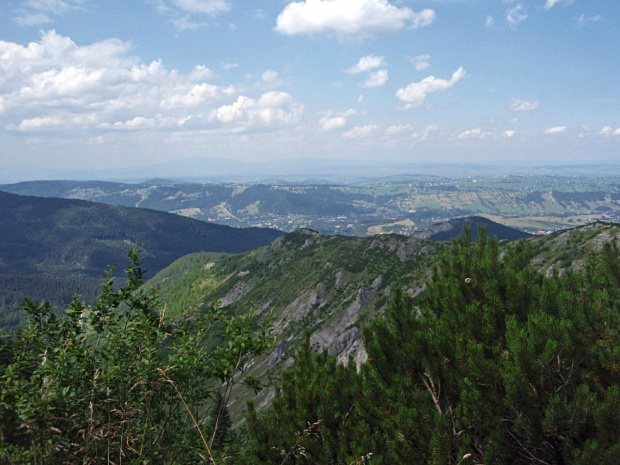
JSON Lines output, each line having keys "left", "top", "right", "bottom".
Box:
{"left": 0, "top": 249, "right": 273, "bottom": 464}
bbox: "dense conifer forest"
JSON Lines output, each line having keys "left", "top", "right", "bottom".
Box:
{"left": 1, "top": 228, "right": 619, "bottom": 463}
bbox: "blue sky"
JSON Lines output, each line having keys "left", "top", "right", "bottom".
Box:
{"left": 0, "top": 0, "right": 618, "bottom": 177}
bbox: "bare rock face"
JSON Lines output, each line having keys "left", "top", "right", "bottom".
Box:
{"left": 272, "top": 285, "right": 325, "bottom": 334}
{"left": 337, "top": 338, "right": 368, "bottom": 370}
{"left": 268, "top": 340, "right": 289, "bottom": 367}
{"left": 220, "top": 280, "right": 253, "bottom": 307}
{"left": 256, "top": 248, "right": 270, "bottom": 262}
{"left": 328, "top": 327, "right": 360, "bottom": 356}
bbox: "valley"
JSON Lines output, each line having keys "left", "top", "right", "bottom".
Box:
{"left": 4, "top": 175, "right": 620, "bottom": 237}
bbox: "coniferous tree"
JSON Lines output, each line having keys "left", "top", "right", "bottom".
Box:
{"left": 244, "top": 332, "right": 368, "bottom": 464}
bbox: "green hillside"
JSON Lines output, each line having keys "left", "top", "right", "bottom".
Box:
{"left": 0, "top": 190, "right": 282, "bottom": 332}
{"left": 148, "top": 221, "right": 620, "bottom": 420}
{"left": 148, "top": 229, "right": 445, "bottom": 417}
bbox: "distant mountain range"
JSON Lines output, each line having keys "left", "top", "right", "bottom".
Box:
{"left": 3, "top": 158, "right": 620, "bottom": 184}
{"left": 0, "top": 190, "right": 282, "bottom": 332}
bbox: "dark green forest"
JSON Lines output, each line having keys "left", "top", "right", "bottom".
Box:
{"left": 1, "top": 229, "right": 619, "bottom": 463}
{"left": 0, "top": 190, "right": 282, "bottom": 333}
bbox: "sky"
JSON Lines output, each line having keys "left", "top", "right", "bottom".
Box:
{"left": 0, "top": 0, "right": 619, "bottom": 179}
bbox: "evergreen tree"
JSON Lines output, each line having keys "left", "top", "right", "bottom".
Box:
{"left": 360, "top": 227, "right": 620, "bottom": 464}
{"left": 244, "top": 333, "right": 368, "bottom": 464}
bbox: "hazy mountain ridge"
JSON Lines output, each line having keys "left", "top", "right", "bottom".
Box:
{"left": 4, "top": 175, "right": 620, "bottom": 235}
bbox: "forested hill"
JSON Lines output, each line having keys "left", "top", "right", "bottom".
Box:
{"left": 413, "top": 215, "right": 533, "bottom": 241}
{"left": 0, "top": 190, "right": 282, "bottom": 331}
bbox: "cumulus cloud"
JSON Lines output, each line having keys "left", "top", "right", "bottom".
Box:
{"left": 506, "top": 4, "right": 527, "bottom": 28}
{"left": 408, "top": 54, "right": 431, "bottom": 71}
{"left": 346, "top": 55, "right": 385, "bottom": 74}
{"left": 0, "top": 30, "right": 304, "bottom": 136}
{"left": 208, "top": 91, "right": 304, "bottom": 132}
{"left": 544, "top": 126, "right": 566, "bottom": 134}
{"left": 275, "top": 0, "right": 435, "bottom": 38}
{"left": 319, "top": 108, "right": 356, "bottom": 130}
{"left": 510, "top": 99, "right": 539, "bottom": 111}
{"left": 503, "top": 130, "right": 517, "bottom": 138}
{"left": 361, "top": 70, "right": 388, "bottom": 88}
{"left": 599, "top": 126, "right": 620, "bottom": 136}
{"left": 342, "top": 124, "right": 379, "bottom": 138}
{"left": 396, "top": 67, "right": 466, "bottom": 109}
{"left": 320, "top": 115, "right": 347, "bottom": 130}
{"left": 189, "top": 65, "right": 216, "bottom": 81}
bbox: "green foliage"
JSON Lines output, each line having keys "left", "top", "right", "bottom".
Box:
{"left": 0, "top": 249, "right": 274, "bottom": 464}
{"left": 244, "top": 333, "right": 365, "bottom": 464}
{"left": 245, "top": 226, "right": 620, "bottom": 464}
{"left": 360, "top": 227, "right": 620, "bottom": 463}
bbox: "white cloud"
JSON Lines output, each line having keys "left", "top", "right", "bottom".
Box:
{"left": 346, "top": 55, "right": 385, "bottom": 74}
{"left": 599, "top": 126, "right": 620, "bottom": 136}
{"left": 412, "top": 124, "right": 439, "bottom": 141}
{"left": 385, "top": 124, "right": 413, "bottom": 136}
{"left": 0, "top": 30, "right": 248, "bottom": 134}
{"left": 153, "top": 0, "right": 230, "bottom": 30}
{"left": 275, "top": 0, "right": 435, "bottom": 38}
{"left": 13, "top": 0, "right": 84, "bottom": 26}
{"left": 544, "top": 0, "right": 573, "bottom": 11}
{"left": 110, "top": 116, "right": 159, "bottom": 130}
{"left": 503, "top": 130, "right": 516, "bottom": 138}
{"left": 456, "top": 128, "right": 497, "bottom": 139}
{"left": 209, "top": 91, "right": 304, "bottom": 132}
{"left": 220, "top": 62, "right": 239, "bottom": 70}
{"left": 320, "top": 115, "right": 347, "bottom": 130}
{"left": 357, "top": 94, "right": 365, "bottom": 104}
{"left": 396, "top": 67, "right": 466, "bottom": 109}
{"left": 577, "top": 14, "right": 603, "bottom": 28}
{"left": 361, "top": 69, "right": 388, "bottom": 88}
{"left": 161, "top": 82, "right": 236, "bottom": 108}
{"left": 189, "top": 65, "right": 215, "bottom": 81}
{"left": 261, "top": 69, "right": 279, "bottom": 83}
{"left": 506, "top": 4, "right": 527, "bottom": 28}
{"left": 408, "top": 54, "right": 431, "bottom": 71}
{"left": 170, "top": 0, "right": 230, "bottom": 14}
{"left": 510, "top": 98, "right": 539, "bottom": 111}
{"left": 6, "top": 115, "right": 64, "bottom": 131}
{"left": 544, "top": 126, "right": 566, "bottom": 134}
{"left": 319, "top": 108, "right": 356, "bottom": 130}
{"left": 342, "top": 124, "right": 379, "bottom": 138}
{"left": 485, "top": 16, "right": 495, "bottom": 28}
